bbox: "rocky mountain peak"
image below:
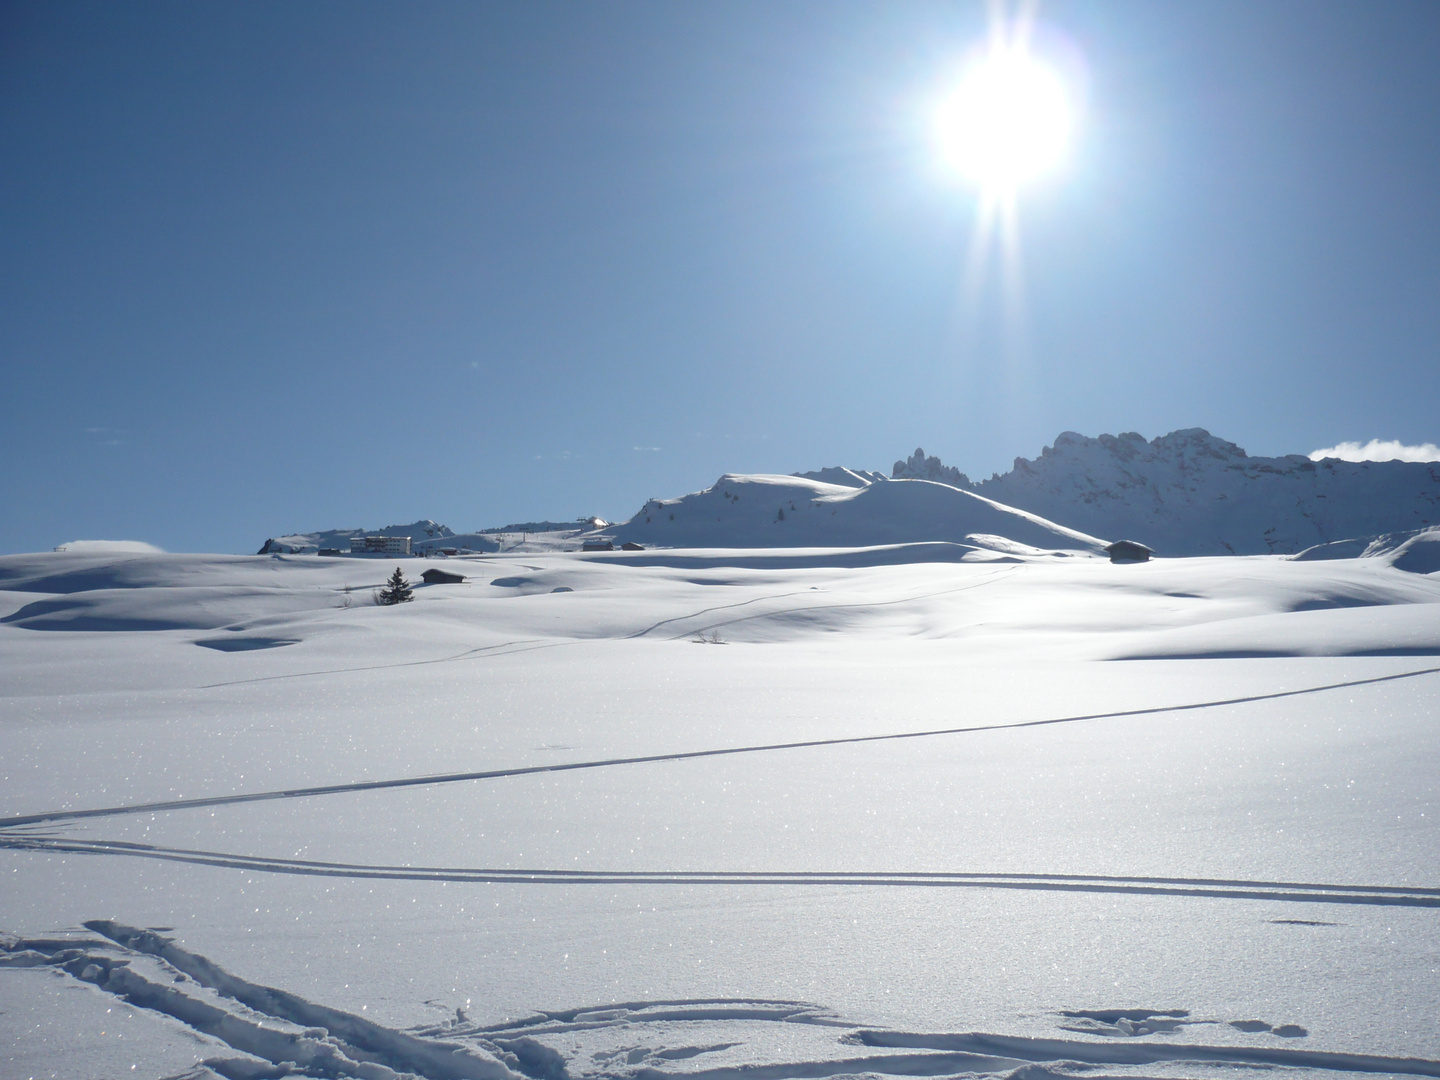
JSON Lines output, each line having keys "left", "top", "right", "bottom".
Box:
{"left": 891, "top": 448, "right": 972, "bottom": 489}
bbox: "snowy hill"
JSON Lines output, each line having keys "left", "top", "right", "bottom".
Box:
{"left": 956, "top": 428, "right": 1440, "bottom": 556}
{"left": 1294, "top": 525, "right": 1440, "bottom": 574}
{"left": 608, "top": 472, "right": 1107, "bottom": 554}
{"left": 791, "top": 466, "right": 890, "bottom": 487}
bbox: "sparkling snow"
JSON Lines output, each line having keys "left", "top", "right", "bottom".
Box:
{"left": 2, "top": 544, "right": 1437, "bottom": 1080}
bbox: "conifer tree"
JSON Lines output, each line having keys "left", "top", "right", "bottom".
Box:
{"left": 377, "top": 566, "right": 414, "bottom": 605}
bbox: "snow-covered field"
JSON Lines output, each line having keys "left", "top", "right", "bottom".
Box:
{"left": 2, "top": 546, "right": 1438, "bottom": 1080}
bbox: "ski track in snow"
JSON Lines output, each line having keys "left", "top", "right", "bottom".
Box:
{"left": 660, "top": 569, "right": 1021, "bottom": 640}
{"left": 626, "top": 589, "right": 833, "bottom": 639}
{"left": 626, "top": 567, "right": 1017, "bottom": 639}
{"left": 4, "top": 836, "right": 1437, "bottom": 907}
{"left": 6, "top": 924, "right": 1440, "bottom": 1080}
{"left": 195, "top": 637, "right": 564, "bottom": 689}
{"left": 3, "top": 664, "right": 1436, "bottom": 830}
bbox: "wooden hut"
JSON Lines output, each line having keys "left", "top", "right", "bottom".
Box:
{"left": 1104, "top": 540, "right": 1154, "bottom": 563}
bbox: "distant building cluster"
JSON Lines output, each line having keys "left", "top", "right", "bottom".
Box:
{"left": 350, "top": 535, "right": 412, "bottom": 555}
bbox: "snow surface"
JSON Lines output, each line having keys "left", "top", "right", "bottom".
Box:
{"left": 2, "top": 545, "right": 1439, "bottom": 1080}
{"left": 51, "top": 540, "right": 167, "bottom": 554}
{"left": 1294, "top": 528, "right": 1440, "bottom": 575}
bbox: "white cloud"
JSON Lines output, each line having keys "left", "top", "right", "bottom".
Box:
{"left": 1309, "top": 439, "right": 1440, "bottom": 463}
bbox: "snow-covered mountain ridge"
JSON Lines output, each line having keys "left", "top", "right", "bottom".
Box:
{"left": 608, "top": 472, "right": 1107, "bottom": 555}
{"left": 903, "top": 428, "right": 1440, "bottom": 556}
{"left": 252, "top": 429, "right": 1438, "bottom": 560}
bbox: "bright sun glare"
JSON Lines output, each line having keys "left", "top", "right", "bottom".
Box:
{"left": 935, "top": 49, "right": 1071, "bottom": 194}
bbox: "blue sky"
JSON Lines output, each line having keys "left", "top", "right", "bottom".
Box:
{"left": 3, "top": 0, "right": 1438, "bottom": 553}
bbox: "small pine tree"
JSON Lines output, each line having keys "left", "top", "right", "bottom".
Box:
{"left": 377, "top": 566, "right": 414, "bottom": 605}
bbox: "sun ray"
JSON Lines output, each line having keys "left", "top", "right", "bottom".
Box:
{"left": 941, "top": 0, "right": 1072, "bottom": 392}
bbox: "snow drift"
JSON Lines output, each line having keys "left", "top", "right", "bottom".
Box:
{"left": 1293, "top": 526, "right": 1440, "bottom": 574}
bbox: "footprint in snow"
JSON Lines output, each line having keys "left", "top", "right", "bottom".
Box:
{"left": 1229, "top": 1020, "right": 1308, "bottom": 1037}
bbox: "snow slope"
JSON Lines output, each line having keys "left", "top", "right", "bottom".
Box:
{"left": 2, "top": 546, "right": 1439, "bottom": 1080}
{"left": 1295, "top": 526, "right": 1440, "bottom": 575}
{"left": 609, "top": 473, "right": 1108, "bottom": 554}
{"left": 965, "top": 429, "right": 1440, "bottom": 556}
{"left": 50, "top": 540, "right": 167, "bottom": 554}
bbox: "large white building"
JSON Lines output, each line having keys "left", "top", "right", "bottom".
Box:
{"left": 350, "top": 535, "right": 411, "bottom": 555}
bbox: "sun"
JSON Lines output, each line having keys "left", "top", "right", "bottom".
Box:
{"left": 935, "top": 48, "right": 1072, "bottom": 194}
